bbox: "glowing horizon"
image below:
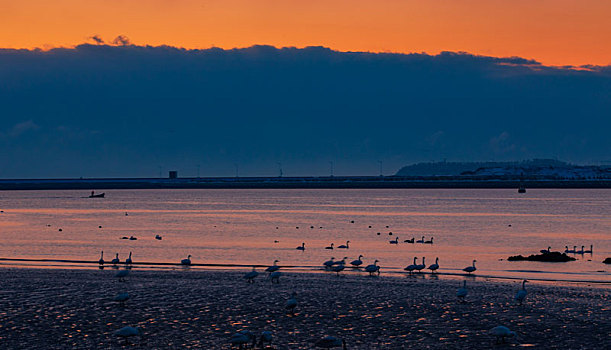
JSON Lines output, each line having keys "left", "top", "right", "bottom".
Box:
{"left": 1, "top": 0, "right": 609, "bottom": 67}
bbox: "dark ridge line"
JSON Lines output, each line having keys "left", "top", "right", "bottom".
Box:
{"left": 0, "top": 176, "right": 609, "bottom": 190}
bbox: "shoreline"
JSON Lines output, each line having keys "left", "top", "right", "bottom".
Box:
{"left": 1, "top": 261, "right": 609, "bottom": 288}
{"left": 0, "top": 268, "right": 609, "bottom": 348}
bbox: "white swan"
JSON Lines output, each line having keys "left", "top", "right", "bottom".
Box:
{"left": 296, "top": 243, "right": 306, "bottom": 251}
{"left": 489, "top": 326, "right": 516, "bottom": 344}
{"left": 231, "top": 331, "right": 256, "bottom": 348}
{"left": 416, "top": 236, "right": 425, "bottom": 243}
{"left": 462, "top": 260, "right": 477, "bottom": 274}
{"left": 111, "top": 253, "right": 120, "bottom": 265}
{"left": 457, "top": 280, "right": 468, "bottom": 300}
{"left": 584, "top": 245, "right": 593, "bottom": 254}
{"left": 337, "top": 241, "right": 350, "bottom": 249}
{"left": 350, "top": 255, "right": 363, "bottom": 267}
{"left": 428, "top": 257, "right": 439, "bottom": 273}
{"left": 244, "top": 267, "right": 259, "bottom": 283}
{"left": 325, "top": 243, "right": 334, "bottom": 250}
{"left": 115, "top": 269, "right": 129, "bottom": 282}
{"left": 229, "top": 332, "right": 249, "bottom": 347}
{"left": 323, "top": 257, "right": 335, "bottom": 269}
{"left": 181, "top": 254, "right": 192, "bottom": 265}
{"left": 331, "top": 264, "right": 345, "bottom": 276}
{"left": 424, "top": 237, "right": 434, "bottom": 244}
{"left": 125, "top": 252, "right": 133, "bottom": 265}
{"left": 415, "top": 257, "right": 426, "bottom": 273}
{"left": 285, "top": 292, "right": 297, "bottom": 314}
{"left": 389, "top": 237, "right": 399, "bottom": 244}
{"left": 314, "top": 336, "right": 346, "bottom": 349}
{"left": 115, "top": 326, "right": 141, "bottom": 343}
{"left": 332, "top": 257, "right": 347, "bottom": 266}
{"left": 258, "top": 331, "right": 273, "bottom": 348}
{"left": 98, "top": 251, "right": 104, "bottom": 265}
{"left": 265, "top": 260, "right": 280, "bottom": 273}
{"left": 270, "top": 271, "right": 282, "bottom": 284}
{"left": 515, "top": 279, "right": 528, "bottom": 305}
{"left": 114, "top": 292, "right": 130, "bottom": 305}
{"left": 364, "top": 260, "right": 380, "bottom": 276}
{"left": 404, "top": 257, "right": 417, "bottom": 274}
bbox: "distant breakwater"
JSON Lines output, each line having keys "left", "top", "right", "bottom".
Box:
{"left": 0, "top": 176, "right": 609, "bottom": 190}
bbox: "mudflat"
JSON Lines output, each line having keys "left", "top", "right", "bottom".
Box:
{"left": 0, "top": 268, "right": 608, "bottom": 349}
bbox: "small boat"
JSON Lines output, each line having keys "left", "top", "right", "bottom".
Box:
{"left": 89, "top": 191, "right": 105, "bottom": 198}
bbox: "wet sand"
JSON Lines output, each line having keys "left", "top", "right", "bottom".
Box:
{"left": 0, "top": 268, "right": 608, "bottom": 349}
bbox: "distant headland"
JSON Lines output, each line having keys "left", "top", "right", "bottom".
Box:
{"left": 0, "top": 159, "right": 609, "bottom": 190}
{"left": 395, "top": 159, "right": 610, "bottom": 178}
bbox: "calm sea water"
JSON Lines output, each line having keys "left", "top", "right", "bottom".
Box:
{"left": 0, "top": 189, "right": 609, "bottom": 283}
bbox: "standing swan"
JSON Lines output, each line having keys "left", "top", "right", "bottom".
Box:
{"left": 515, "top": 280, "right": 528, "bottom": 305}
{"left": 270, "top": 271, "right": 282, "bottom": 284}
{"left": 296, "top": 243, "right": 306, "bottom": 251}
{"left": 111, "top": 253, "right": 120, "bottom": 265}
{"left": 415, "top": 257, "right": 426, "bottom": 273}
{"left": 285, "top": 292, "right": 297, "bottom": 315}
{"left": 337, "top": 241, "right": 350, "bottom": 249}
{"left": 114, "top": 292, "right": 130, "bottom": 305}
{"left": 323, "top": 257, "right": 336, "bottom": 269}
{"left": 331, "top": 264, "right": 345, "bottom": 276}
{"left": 98, "top": 251, "right": 105, "bottom": 265}
{"left": 489, "top": 326, "right": 516, "bottom": 344}
{"left": 463, "top": 260, "right": 477, "bottom": 274}
{"left": 265, "top": 260, "right": 280, "bottom": 273}
{"left": 314, "top": 336, "right": 346, "bottom": 349}
{"left": 404, "top": 257, "right": 417, "bottom": 274}
{"left": 115, "top": 269, "right": 129, "bottom": 282}
{"left": 365, "top": 260, "right": 380, "bottom": 276}
{"left": 258, "top": 331, "right": 273, "bottom": 348}
{"left": 181, "top": 254, "right": 192, "bottom": 265}
{"left": 125, "top": 252, "right": 133, "bottom": 265}
{"left": 244, "top": 266, "right": 259, "bottom": 283}
{"left": 332, "top": 257, "right": 347, "bottom": 266}
{"left": 114, "top": 326, "right": 141, "bottom": 344}
{"left": 428, "top": 257, "right": 439, "bottom": 273}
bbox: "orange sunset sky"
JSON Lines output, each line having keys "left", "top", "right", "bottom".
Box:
{"left": 1, "top": 0, "right": 610, "bottom": 66}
